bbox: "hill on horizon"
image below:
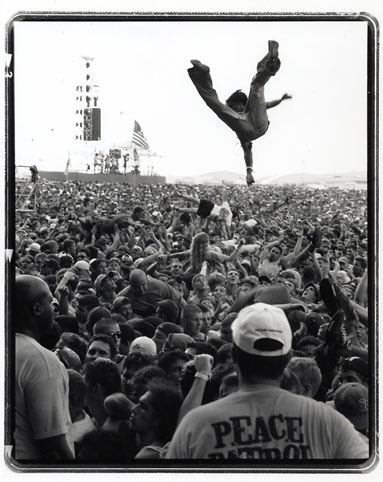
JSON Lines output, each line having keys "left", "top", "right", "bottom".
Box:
{"left": 166, "top": 170, "right": 367, "bottom": 186}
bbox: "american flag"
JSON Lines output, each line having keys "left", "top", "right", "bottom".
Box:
{"left": 64, "top": 157, "right": 71, "bottom": 175}
{"left": 132, "top": 120, "right": 150, "bottom": 150}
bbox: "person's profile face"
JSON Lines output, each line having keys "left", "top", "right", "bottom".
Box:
{"left": 152, "top": 328, "right": 167, "bottom": 353}
{"left": 129, "top": 391, "right": 155, "bottom": 433}
{"left": 37, "top": 284, "right": 55, "bottom": 333}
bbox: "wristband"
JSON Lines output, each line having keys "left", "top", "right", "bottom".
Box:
{"left": 195, "top": 372, "right": 209, "bottom": 382}
{"left": 246, "top": 167, "right": 253, "bottom": 171}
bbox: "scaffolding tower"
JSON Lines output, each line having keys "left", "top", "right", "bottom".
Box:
{"left": 16, "top": 165, "right": 39, "bottom": 212}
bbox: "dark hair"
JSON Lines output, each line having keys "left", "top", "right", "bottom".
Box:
{"left": 146, "top": 379, "right": 183, "bottom": 444}
{"left": 354, "top": 256, "right": 367, "bottom": 270}
{"left": 158, "top": 349, "right": 190, "bottom": 374}
{"left": 132, "top": 366, "right": 167, "bottom": 400}
{"left": 59, "top": 332, "right": 88, "bottom": 363}
{"left": 297, "top": 335, "right": 321, "bottom": 351}
{"left": 55, "top": 315, "right": 79, "bottom": 334}
{"left": 84, "top": 245, "right": 99, "bottom": 260}
{"left": 187, "top": 341, "right": 218, "bottom": 363}
{"left": 226, "top": 89, "right": 248, "bottom": 107}
{"left": 122, "top": 351, "right": 156, "bottom": 372}
{"left": 232, "top": 344, "right": 291, "bottom": 379}
{"left": 208, "top": 336, "right": 228, "bottom": 351}
{"left": 86, "top": 306, "right": 111, "bottom": 334}
{"left": 77, "top": 294, "right": 99, "bottom": 310}
{"left": 118, "top": 323, "right": 136, "bottom": 343}
{"left": 79, "top": 430, "right": 125, "bottom": 462}
{"left": 59, "top": 253, "right": 74, "bottom": 268}
{"left": 210, "top": 362, "right": 237, "bottom": 399}
{"left": 216, "top": 343, "right": 233, "bottom": 365}
{"left": 83, "top": 358, "right": 121, "bottom": 396}
{"left": 156, "top": 299, "right": 181, "bottom": 324}
{"left": 157, "top": 322, "right": 183, "bottom": 336}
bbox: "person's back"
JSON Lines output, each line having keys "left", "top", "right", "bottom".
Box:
{"left": 166, "top": 303, "right": 368, "bottom": 460}
{"left": 167, "top": 384, "right": 366, "bottom": 459}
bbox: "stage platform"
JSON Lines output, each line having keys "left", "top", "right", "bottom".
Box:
{"left": 38, "top": 171, "right": 166, "bottom": 184}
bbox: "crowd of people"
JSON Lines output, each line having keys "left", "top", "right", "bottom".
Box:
{"left": 13, "top": 177, "right": 370, "bottom": 464}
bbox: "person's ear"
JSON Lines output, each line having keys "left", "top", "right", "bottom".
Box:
{"left": 303, "top": 384, "right": 312, "bottom": 396}
{"left": 32, "top": 302, "right": 42, "bottom": 317}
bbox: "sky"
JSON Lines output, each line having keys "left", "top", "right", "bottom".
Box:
{"left": 13, "top": 16, "right": 369, "bottom": 179}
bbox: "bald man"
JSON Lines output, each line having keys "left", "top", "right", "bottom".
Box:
{"left": 14, "top": 275, "right": 74, "bottom": 460}
{"left": 118, "top": 269, "right": 186, "bottom": 318}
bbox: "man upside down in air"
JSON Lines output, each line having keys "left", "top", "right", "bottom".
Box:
{"left": 188, "top": 40, "right": 292, "bottom": 186}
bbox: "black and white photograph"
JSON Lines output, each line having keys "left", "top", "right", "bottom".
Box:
{"left": 3, "top": 6, "right": 380, "bottom": 475}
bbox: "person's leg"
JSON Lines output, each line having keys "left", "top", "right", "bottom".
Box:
{"left": 244, "top": 41, "right": 281, "bottom": 136}
{"left": 188, "top": 61, "right": 245, "bottom": 133}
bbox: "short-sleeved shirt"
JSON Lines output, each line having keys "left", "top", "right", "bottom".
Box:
{"left": 15, "top": 333, "right": 73, "bottom": 460}
{"left": 166, "top": 385, "right": 369, "bottom": 460}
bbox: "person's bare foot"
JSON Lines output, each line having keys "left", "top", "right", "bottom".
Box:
{"left": 246, "top": 171, "right": 255, "bottom": 186}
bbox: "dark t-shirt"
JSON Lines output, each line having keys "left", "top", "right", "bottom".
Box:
{"left": 119, "top": 278, "right": 183, "bottom": 318}
{"left": 197, "top": 199, "right": 215, "bottom": 218}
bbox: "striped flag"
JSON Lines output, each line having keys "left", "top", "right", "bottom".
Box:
{"left": 132, "top": 120, "right": 149, "bottom": 150}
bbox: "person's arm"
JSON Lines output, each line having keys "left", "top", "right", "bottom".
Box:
{"left": 104, "top": 224, "right": 120, "bottom": 256}
{"left": 349, "top": 300, "right": 368, "bottom": 327}
{"left": 166, "top": 212, "right": 180, "bottom": 234}
{"left": 135, "top": 250, "right": 163, "bottom": 270}
{"left": 36, "top": 434, "right": 74, "bottom": 460}
{"left": 57, "top": 285, "right": 70, "bottom": 315}
{"left": 259, "top": 237, "right": 281, "bottom": 262}
{"left": 177, "top": 355, "right": 213, "bottom": 426}
{"left": 330, "top": 260, "right": 341, "bottom": 281}
{"left": 266, "top": 93, "right": 292, "bottom": 109}
{"left": 54, "top": 270, "right": 76, "bottom": 302}
{"left": 354, "top": 270, "right": 368, "bottom": 307}
{"left": 167, "top": 249, "right": 191, "bottom": 259}
{"left": 290, "top": 243, "right": 312, "bottom": 269}
{"left": 311, "top": 250, "right": 325, "bottom": 280}
{"left": 176, "top": 191, "right": 201, "bottom": 206}
{"left": 90, "top": 224, "right": 97, "bottom": 246}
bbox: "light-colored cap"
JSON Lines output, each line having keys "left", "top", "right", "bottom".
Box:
{"left": 232, "top": 303, "right": 292, "bottom": 357}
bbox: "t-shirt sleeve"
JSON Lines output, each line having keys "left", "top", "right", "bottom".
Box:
{"left": 331, "top": 410, "right": 369, "bottom": 459}
{"left": 25, "top": 357, "right": 70, "bottom": 440}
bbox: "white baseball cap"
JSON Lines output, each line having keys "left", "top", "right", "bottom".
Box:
{"left": 232, "top": 303, "right": 292, "bottom": 357}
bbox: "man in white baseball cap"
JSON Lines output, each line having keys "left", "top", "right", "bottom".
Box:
{"left": 166, "top": 303, "right": 368, "bottom": 460}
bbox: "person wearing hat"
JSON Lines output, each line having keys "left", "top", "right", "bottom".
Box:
{"left": 334, "top": 382, "right": 369, "bottom": 442}
{"left": 166, "top": 303, "right": 368, "bottom": 459}
{"left": 26, "top": 242, "right": 41, "bottom": 257}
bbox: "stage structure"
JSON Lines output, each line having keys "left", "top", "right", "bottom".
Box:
{"left": 74, "top": 56, "right": 101, "bottom": 142}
